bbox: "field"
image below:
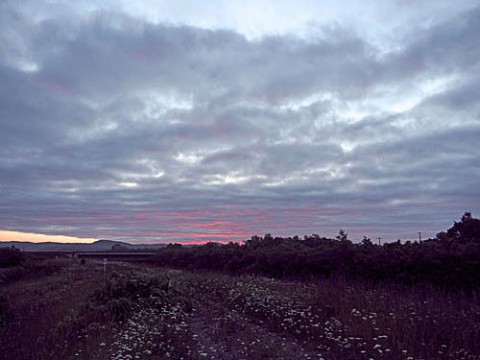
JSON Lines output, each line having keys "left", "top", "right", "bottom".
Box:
{"left": 1, "top": 258, "right": 480, "bottom": 360}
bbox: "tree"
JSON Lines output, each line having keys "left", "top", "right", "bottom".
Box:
{"left": 435, "top": 231, "right": 450, "bottom": 241}
{"left": 446, "top": 212, "right": 480, "bottom": 242}
{"left": 264, "top": 233, "right": 273, "bottom": 241}
{"left": 361, "top": 236, "right": 374, "bottom": 246}
{"left": 336, "top": 229, "right": 349, "bottom": 242}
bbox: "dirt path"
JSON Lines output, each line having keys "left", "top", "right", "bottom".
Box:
{"left": 188, "top": 300, "right": 325, "bottom": 360}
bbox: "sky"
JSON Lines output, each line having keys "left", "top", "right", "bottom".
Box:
{"left": 0, "top": 0, "right": 479, "bottom": 244}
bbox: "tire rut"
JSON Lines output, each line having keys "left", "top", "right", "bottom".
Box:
{"left": 188, "top": 301, "right": 325, "bottom": 360}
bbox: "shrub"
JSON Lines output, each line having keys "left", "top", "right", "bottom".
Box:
{"left": 82, "top": 271, "right": 172, "bottom": 323}
{"left": 0, "top": 248, "right": 24, "bottom": 268}
{"left": 0, "top": 291, "right": 8, "bottom": 324}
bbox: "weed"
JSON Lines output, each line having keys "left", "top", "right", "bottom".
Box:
{"left": 1, "top": 260, "right": 479, "bottom": 359}
{"left": 0, "top": 291, "right": 8, "bottom": 324}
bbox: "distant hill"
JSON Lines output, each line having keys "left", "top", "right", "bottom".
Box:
{"left": 0, "top": 239, "right": 166, "bottom": 252}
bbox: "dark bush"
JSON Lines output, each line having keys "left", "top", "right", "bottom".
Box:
{"left": 0, "top": 248, "right": 24, "bottom": 268}
{"left": 0, "top": 291, "right": 8, "bottom": 324}
{"left": 83, "top": 271, "right": 172, "bottom": 323}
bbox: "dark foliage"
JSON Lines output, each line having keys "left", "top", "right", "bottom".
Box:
{"left": 445, "top": 211, "right": 480, "bottom": 242}
{"left": 149, "top": 213, "right": 480, "bottom": 291}
{"left": 0, "top": 291, "right": 8, "bottom": 324}
{"left": 0, "top": 248, "right": 24, "bottom": 268}
{"left": 84, "top": 271, "right": 169, "bottom": 322}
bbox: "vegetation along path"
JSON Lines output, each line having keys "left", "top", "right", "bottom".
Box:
{"left": 1, "top": 258, "right": 480, "bottom": 359}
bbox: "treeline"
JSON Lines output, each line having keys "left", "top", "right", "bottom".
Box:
{"left": 149, "top": 212, "right": 480, "bottom": 291}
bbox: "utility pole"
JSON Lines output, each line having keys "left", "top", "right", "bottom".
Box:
{"left": 418, "top": 232, "right": 422, "bottom": 242}
{"left": 377, "top": 237, "right": 382, "bottom": 246}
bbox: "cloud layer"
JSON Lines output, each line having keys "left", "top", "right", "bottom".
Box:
{"left": 1, "top": 1, "right": 479, "bottom": 242}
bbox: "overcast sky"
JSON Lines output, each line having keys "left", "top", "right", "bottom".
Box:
{"left": 1, "top": 0, "right": 479, "bottom": 243}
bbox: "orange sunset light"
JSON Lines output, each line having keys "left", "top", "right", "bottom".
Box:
{"left": 0, "top": 230, "right": 98, "bottom": 244}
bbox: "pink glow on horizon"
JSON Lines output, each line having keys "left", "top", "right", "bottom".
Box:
{"left": 82, "top": 207, "right": 349, "bottom": 242}
{"left": 0, "top": 206, "right": 426, "bottom": 244}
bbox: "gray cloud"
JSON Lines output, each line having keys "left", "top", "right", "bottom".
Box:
{"left": 0, "top": 2, "right": 479, "bottom": 242}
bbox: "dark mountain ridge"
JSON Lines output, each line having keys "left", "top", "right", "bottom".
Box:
{"left": 0, "top": 239, "right": 166, "bottom": 252}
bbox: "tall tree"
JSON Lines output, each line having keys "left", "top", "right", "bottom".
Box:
{"left": 446, "top": 212, "right": 480, "bottom": 242}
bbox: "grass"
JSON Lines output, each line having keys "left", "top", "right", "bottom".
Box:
{"left": 0, "top": 258, "right": 479, "bottom": 359}
{"left": 173, "top": 271, "right": 480, "bottom": 359}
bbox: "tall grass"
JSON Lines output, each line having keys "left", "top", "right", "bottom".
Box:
{"left": 1, "top": 259, "right": 479, "bottom": 359}
{"left": 170, "top": 271, "right": 480, "bottom": 359}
